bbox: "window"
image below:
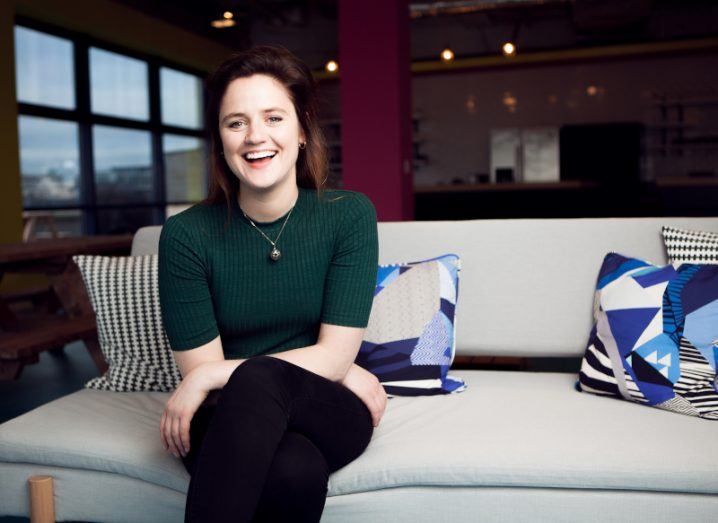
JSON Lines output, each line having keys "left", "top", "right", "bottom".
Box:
{"left": 90, "top": 48, "right": 149, "bottom": 121}
{"left": 14, "top": 19, "right": 208, "bottom": 237}
{"left": 18, "top": 116, "right": 80, "bottom": 207}
{"left": 15, "top": 26, "right": 75, "bottom": 110}
{"left": 161, "top": 67, "right": 203, "bottom": 129}
{"left": 93, "top": 126, "right": 153, "bottom": 204}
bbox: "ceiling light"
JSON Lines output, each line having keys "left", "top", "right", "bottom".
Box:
{"left": 502, "top": 42, "right": 516, "bottom": 57}
{"left": 325, "top": 60, "right": 339, "bottom": 73}
{"left": 212, "top": 11, "right": 236, "bottom": 28}
{"left": 440, "top": 48, "right": 454, "bottom": 63}
{"left": 211, "top": 19, "right": 236, "bottom": 28}
{"left": 502, "top": 91, "right": 518, "bottom": 113}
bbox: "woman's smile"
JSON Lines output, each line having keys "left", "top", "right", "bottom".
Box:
{"left": 243, "top": 149, "right": 278, "bottom": 170}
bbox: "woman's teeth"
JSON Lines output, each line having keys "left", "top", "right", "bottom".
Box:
{"left": 244, "top": 151, "right": 277, "bottom": 162}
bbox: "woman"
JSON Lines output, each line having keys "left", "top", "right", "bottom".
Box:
{"left": 157, "top": 45, "right": 387, "bottom": 523}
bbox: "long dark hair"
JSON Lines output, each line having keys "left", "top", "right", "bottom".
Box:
{"left": 202, "top": 45, "right": 328, "bottom": 216}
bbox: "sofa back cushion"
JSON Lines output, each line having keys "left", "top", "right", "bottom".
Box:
{"left": 134, "top": 217, "right": 718, "bottom": 358}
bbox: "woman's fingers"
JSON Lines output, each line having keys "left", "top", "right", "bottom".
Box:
{"left": 164, "top": 423, "right": 177, "bottom": 457}
{"left": 373, "top": 384, "right": 387, "bottom": 426}
{"left": 166, "top": 415, "right": 179, "bottom": 457}
{"left": 171, "top": 414, "right": 184, "bottom": 458}
{"left": 371, "top": 393, "right": 382, "bottom": 426}
{"left": 180, "top": 415, "right": 191, "bottom": 455}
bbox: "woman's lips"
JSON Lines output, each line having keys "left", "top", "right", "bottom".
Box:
{"left": 245, "top": 155, "right": 274, "bottom": 169}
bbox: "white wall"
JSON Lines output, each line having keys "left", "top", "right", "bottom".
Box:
{"left": 412, "top": 52, "right": 718, "bottom": 186}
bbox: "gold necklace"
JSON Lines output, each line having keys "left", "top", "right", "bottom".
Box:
{"left": 240, "top": 205, "right": 295, "bottom": 262}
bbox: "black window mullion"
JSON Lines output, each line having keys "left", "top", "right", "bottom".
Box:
{"left": 149, "top": 62, "right": 166, "bottom": 224}
{"left": 74, "top": 35, "right": 96, "bottom": 235}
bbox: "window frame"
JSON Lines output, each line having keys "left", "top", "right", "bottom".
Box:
{"left": 15, "top": 16, "right": 209, "bottom": 235}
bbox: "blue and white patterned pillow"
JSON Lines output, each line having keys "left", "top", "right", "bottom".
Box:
{"left": 577, "top": 252, "right": 718, "bottom": 419}
{"left": 355, "top": 254, "right": 466, "bottom": 396}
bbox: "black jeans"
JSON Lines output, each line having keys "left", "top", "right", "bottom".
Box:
{"left": 181, "top": 356, "right": 374, "bottom": 523}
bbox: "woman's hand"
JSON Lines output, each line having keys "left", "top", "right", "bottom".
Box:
{"left": 341, "top": 364, "right": 387, "bottom": 427}
{"left": 160, "top": 368, "right": 210, "bottom": 458}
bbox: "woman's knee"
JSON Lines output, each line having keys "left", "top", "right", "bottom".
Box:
{"left": 264, "top": 432, "right": 329, "bottom": 503}
{"left": 222, "top": 356, "right": 287, "bottom": 401}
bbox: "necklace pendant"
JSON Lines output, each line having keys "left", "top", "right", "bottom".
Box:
{"left": 269, "top": 247, "right": 281, "bottom": 261}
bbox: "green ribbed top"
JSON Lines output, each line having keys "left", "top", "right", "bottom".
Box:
{"left": 158, "top": 188, "right": 378, "bottom": 359}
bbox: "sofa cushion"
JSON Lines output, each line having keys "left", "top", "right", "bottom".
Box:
{"left": 2, "top": 370, "right": 718, "bottom": 497}
{"left": 662, "top": 225, "right": 718, "bottom": 265}
{"left": 357, "top": 254, "right": 466, "bottom": 395}
{"left": 578, "top": 252, "right": 718, "bottom": 419}
{"left": 74, "top": 254, "right": 182, "bottom": 392}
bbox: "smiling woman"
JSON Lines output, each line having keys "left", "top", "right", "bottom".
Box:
{"left": 218, "top": 75, "right": 304, "bottom": 203}
{"left": 202, "top": 46, "right": 329, "bottom": 224}
{"left": 156, "top": 46, "right": 383, "bottom": 523}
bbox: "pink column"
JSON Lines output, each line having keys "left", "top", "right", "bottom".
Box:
{"left": 338, "top": 0, "right": 413, "bottom": 221}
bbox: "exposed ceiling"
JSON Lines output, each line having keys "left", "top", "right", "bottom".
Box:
{"left": 112, "top": 0, "right": 338, "bottom": 50}
{"left": 111, "top": 0, "right": 718, "bottom": 57}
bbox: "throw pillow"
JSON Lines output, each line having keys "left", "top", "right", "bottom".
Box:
{"left": 577, "top": 252, "right": 718, "bottom": 420}
{"left": 662, "top": 225, "right": 718, "bottom": 265}
{"left": 73, "top": 254, "right": 181, "bottom": 392}
{"left": 355, "top": 254, "right": 467, "bottom": 396}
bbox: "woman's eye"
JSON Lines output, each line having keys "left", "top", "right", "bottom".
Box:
{"left": 268, "top": 116, "right": 283, "bottom": 124}
{"left": 228, "top": 121, "right": 245, "bottom": 129}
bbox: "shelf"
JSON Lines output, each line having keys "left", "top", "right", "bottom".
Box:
{"left": 650, "top": 98, "right": 718, "bottom": 107}
{"left": 414, "top": 180, "right": 599, "bottom": 193}
{"left": 646, "top": 144, "right": 718, "bottom": 152}
{"left": 654, "top": 177, "right": 718, "bottom": 187}
{"left": 414, "top": 178, "right": 718, "bottom": 193}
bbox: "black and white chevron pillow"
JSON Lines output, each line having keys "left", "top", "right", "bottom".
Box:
{"left": 662, "top": 226, "right": 718, "bottom": 265}
{"left": 73, "top": 255, "right": 181, "bottom": 392}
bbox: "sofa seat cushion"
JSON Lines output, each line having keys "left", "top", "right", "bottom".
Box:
{"left": 1, "top": 370, "right": 717, "bottom": 496}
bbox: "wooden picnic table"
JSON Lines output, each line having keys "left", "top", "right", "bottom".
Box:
{"left": 0, "top": 235, "right": 133, "bottom": 380}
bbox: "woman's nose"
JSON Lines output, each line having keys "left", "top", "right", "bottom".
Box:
{"left": 244, "top": 123, "right": 266, "bottom": 145}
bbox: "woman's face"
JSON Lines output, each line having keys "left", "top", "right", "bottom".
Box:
{"left": 218, "top": 74, "right": 305, "bottom": 193}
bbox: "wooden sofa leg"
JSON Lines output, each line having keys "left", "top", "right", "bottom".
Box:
{"left": 28, "top": 475, "right": 55, "bottom": 523}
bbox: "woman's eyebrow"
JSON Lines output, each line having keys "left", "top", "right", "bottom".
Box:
{"left": 222, "top": 108, "right": 288, "bottom": 122}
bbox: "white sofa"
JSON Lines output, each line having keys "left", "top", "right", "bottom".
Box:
{"left": 2, "top": 216, "right": 718, "bottom": 522}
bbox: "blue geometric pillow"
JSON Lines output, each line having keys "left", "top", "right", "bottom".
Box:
{"left": 578, "top": 252, "right": 718, "bottom": 419}
{"left": 355, "top": 254, "right": 467, "bottom": 396}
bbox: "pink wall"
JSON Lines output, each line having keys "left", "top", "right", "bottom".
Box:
{"left": 338, "top": 0, "right": 414, "bottom": 221}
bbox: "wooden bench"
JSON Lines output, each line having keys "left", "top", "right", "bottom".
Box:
{"left": 0, "top": 315, "right": 105, "bottom": 380}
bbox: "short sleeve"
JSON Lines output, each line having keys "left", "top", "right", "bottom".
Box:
{"left": 158, "top": 216, "right": 220, "bottom": 351}
{"left": 320, "top": 193, "right": 379, "bottom": 328}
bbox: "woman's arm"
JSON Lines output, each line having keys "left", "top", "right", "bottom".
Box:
{"left": 184, "top": 322, "right": 362, "bottom": 392}
{"left": 267, "top": 322, "right": 365, "bottom": 382}
{"left": 173, "top": 335, "right": 246, "bottom": 393}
